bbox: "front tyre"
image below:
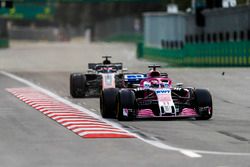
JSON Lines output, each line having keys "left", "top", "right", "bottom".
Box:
{"left": 116, "top": 89, "right": 136, "bottom": 121}
{"left": 70, "top": 73, "right": 86, "bottom": 98}
{"left": 195, "top": 89, "right": 213, "bottom": 120}
{"left": 100, "top": 88, "right": 119, "bottom": 118}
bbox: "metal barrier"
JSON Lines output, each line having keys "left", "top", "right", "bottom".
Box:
{"left": 0, "top": 39, "right": 9, "bottom": 48}
{"left": 0, "top": 19, "right": 9, "bottom": 48}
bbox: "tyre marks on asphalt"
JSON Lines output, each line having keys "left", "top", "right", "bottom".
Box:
{"left": 6, "top": 87, "right": 135, "bottom": 139}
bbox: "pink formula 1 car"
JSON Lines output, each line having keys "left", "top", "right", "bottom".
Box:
{"left": 100, "top": 65, "right": 213, "bottom": 121}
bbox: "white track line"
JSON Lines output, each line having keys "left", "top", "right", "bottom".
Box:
{"left": 2, "top": 71, "right": 250, "bottom": 158}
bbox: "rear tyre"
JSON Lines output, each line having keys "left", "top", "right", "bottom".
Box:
{"left": 194, "top": 89, "right": 213, "bottom": 120}
{"left": 116, "top": 89, "right": 136, "bottom": 121}
{"left": 70, "top": 73, "right": 86, "bottom": 98}
{"left": 100, "top": 88, "right": 119, "bottom": 118}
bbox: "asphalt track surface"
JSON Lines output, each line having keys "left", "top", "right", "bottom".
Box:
{"left": 0, "top": 40, "right": 250, "bottom": 167}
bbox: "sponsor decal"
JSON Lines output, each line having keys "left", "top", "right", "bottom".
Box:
{"left": 138, "top": 100, "right": 152, "bottom": 105}
{"left": 102, "top": 74, "right": 115, "bottom": 89}
{"left": 155, "top": 89, "right": 171, "bottom": 94}
{"left": 159, "top": 101, "right": 173, "bottom": 115}
{"left": 163, "top": 105, "right": 171, "bottom": 113}
{"left": 125, "top": 74, "right": 145, "bottom": 81}
{"left": 123, "top": 108, "right": 128, "bottom": 116}
{"left": 104, "top": 74, "right": 113, "bottom": 85}
{"left": 123, "top": 108, "right": 133, "bottom": 117}
{"left": 198, "top": 106, "right": 210, "bottom": 112}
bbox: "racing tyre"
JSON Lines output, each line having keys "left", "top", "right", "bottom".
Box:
{"left": 194, "top": 89, "right": 213, "bottom": 120}
{"left": 70, "top": 73, "right": 86, "bottom": 98}
{"left": 100, "top": 88, "right": 119, "bottom": 118}
{"left": 116, "top": 89, "right": 136, "bottom": 121}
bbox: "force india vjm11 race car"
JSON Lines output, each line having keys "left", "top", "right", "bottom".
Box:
{"left": 70, "top": 56, "right": 125, "bottom": 97}
{"left": 100, "top": 65, "right": 213, "bottom": 121}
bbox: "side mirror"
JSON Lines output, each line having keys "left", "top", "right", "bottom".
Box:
{"left": 176, "top": 83, "right": 183, "bottom": 88}
{"left": 122, "top": 68, "right": 128, "bottom": 73}
{"left": 87, "top": 69, "right": 94, "bottom": 73}
{"left": 132, "top": 84, "right": 140, "bottom": 88}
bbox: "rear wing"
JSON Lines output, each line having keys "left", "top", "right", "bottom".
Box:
{"left": 88, "top": 63, "right": 123, "bottom": 70}
{"left": 113, "top": 63, "right": 123, "bottom": 70}
{"left": 88, "top": 63, "right": 102, "bottom": 70}
{"left": 148, "top": 65, "right": 161, "bottom": 71}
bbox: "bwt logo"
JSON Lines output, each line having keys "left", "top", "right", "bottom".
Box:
{"left": 156, "top": 89, "right": 170, "bottom": 94}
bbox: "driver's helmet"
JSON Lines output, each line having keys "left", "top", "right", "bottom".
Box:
{"left": 143, "top": 81, "right": 151, "bottom": 88}
{"left": 161, "top": 82, "right": 169, "bottom": 88}
{"left": 151, "top": 80, "right": 160, "bottom": 88}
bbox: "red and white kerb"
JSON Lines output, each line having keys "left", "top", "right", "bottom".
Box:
{"left": 6, "top": 87, "right": 135, "bottom": 139}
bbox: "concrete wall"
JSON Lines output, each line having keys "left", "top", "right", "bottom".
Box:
{"left": 144, "top": 12, "right": 186, "bottom": 48}
{"left": 0, "top": 19, "right": 9, "bottom": 48}
{"left": 144, "top": 5, "right": 250, "bottom": 47}
{"left": 93, "top": 16, "right": 142, "bottom": 41}
{"left": 9, "top": 27, "right": 69, "bottom": 41}
{"left": 9, "top": 27, "right": 61, "bottom": 41}
{"left": 185, "top": 13, "right": 204, "bottom": 35}
{"left": 203, "top": 5, "right": 250, "bottom": 33}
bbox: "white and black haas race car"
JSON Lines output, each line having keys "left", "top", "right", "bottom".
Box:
{"left": 100, "top": 65, "right": 213, "bottom": 121}
{"left": 70, "top": 56, "right": 125, "bottom": 98}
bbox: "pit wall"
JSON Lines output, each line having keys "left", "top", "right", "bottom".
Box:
{"left": 138, "top": 41, "right": 250, "bottom": 67}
